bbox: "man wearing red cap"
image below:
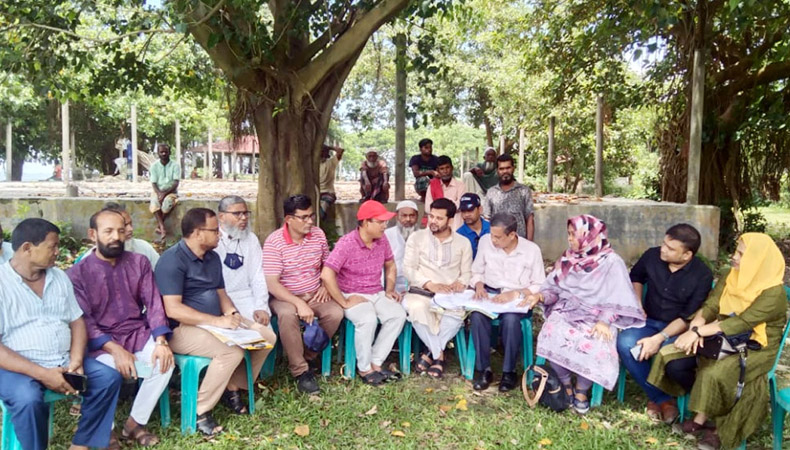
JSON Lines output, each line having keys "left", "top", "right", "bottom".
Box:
{"left": 321, "top": 201, "right": 407, "bottom": 386}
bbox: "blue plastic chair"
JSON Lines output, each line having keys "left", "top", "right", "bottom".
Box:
{"left": 340, "top": 318, "right": 428, "bottom": 378}
{"left": 1, "top": 390, "right": 66, "bottom": 450}
{"left": 260, "top": 316, "right": 332, "bottom": 379}
{"left": 172, "top": 352, "right": 256, "bottom": 435}
{"left": 767, "top": 286, "right": 790, "bottom": 450}
{"left": 460, "top": 315, "right": 534, "bottom": 380}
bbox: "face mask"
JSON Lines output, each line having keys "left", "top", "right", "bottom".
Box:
{"left": 224, "top": 252, "right": 244, "bottom": 270}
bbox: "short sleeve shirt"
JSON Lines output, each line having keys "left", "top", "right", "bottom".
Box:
{"left": 154, "top": 240, "right": 225, "bottom": 326}
{"left": 409, "top": 154, "right": 439, "bottom": 176}
{"left": 150, "top": 159, "right": 181, "bottom": 191}
{"left": 456, "top": 219, "right": 491, "bottom": 259}
{"left": 263, "top": 225, "right": 329, "bottom": 295}
{"left": 319, "top": 155, "right": 339, "bottom": 194}
{"left": 629, "top": 247, "right": 713, "bottom": 322}
{"left": 0, "top": 263, "right": 83, "bottom": 368}
{"left": 483, "top": 182, "right": 534, "bottom": 238}
{"left": 324, "top": 229, "right": 393, "bottom": 294}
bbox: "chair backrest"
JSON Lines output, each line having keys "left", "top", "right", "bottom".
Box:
{"left": 767, "top": 285, "right": 790, "bottom": 379}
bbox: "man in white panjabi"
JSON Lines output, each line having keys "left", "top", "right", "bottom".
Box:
{"left": 383, "top": 200, "right": 419, "bottom": 293}
{"left": 403, "top": 198, "right": 472, "bottom": 379}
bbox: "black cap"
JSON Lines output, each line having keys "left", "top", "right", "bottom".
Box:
{"left": 459, "top": 193, "right": 481, "bottom": 211}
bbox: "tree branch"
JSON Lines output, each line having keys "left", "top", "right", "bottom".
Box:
{"left": 296, "top": 0, "right": 409, "bottom": 94}
{"left": 723, "top": 59, "right": 790, "bottom": 99}
{"left": 0, "top": 22, "right": 174, "bottom": 45}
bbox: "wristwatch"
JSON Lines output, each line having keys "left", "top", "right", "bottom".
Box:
{"left": 156, "top": 340, "right": 169, "bottom": 347}
{"left": 659, "top": 331, "right": 671, "bottom": 341}
{"left": 516, "top": 291, "right": 526, "bottom": 302}
{"left": 691, "top": 326, "right": 702, "bottom": 337}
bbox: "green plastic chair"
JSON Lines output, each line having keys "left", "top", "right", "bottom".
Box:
{"left": 460, "top": 315, "right": 534, "bottom": 380}
{"left": 767, "top": 285, "right": 790, "bottom": 450}
{"left": 172, "top": 352, "right": 256, "bottom": 435}
{"left": 1, "top": 390, "right": 66, "bottom": 450}
{"left": 340, "top": 318, "right": 430, "bottom": 378}
{"left": 260, "top": 315, "right": 332, "bottom": 379}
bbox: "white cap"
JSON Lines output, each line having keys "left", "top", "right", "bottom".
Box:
{"left": 396, "top": 200, "right": 418, "bottom": 212}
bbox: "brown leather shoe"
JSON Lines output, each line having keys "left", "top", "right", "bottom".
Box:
{"left": 659, "top": 399, "right": 679, "bottom": 424}
{"left": 697, "top": 429, "right": 721, "bottom": 450}
{"left": 646, "top": 401, "right": 662, "bottom": 422}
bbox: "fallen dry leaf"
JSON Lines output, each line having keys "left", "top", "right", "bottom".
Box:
{"left": 645, "top": 437, "right": 658, "bottom": 444}
{"left": 580, "top": 421, "right": 589, "bottom": 431}
{"left": 365, "top": 405, "right": 378, "bottom": 415}
{"left": 379, "top": 420, "right": 391, "bottom": 429}
{"left": 665, "top": 443, "right": 679, "bottom": 447}
{"left": 439, "top": 405, "right": 453, "bottom": 413}
{"left": 425, "top": 387, "right": 434, "bottom": 393}
{"left": 391, "top": 430, "right": 406, "bottom": 437}
{"left": 455, "top": 398, "right": 468, "bottom": 411}
{"left": 401, "top": 422, "right": 411, "bottom": 428}
{"left": 294, "top": 425, "right": 310, "bottom": 437}
{"left": 538, "top": 438, "right": 552, "bottom": 446}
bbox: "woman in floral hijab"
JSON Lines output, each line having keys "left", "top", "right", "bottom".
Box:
{"left": 523, "top": 214, "right": 645, "bottom": 414}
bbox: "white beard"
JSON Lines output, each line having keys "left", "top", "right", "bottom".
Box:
{"left": 397, "top": 224, "right": 417, "bottom": 241}
{"left": 221, "top": 223, "right": 250, "bottom": 241}
{"left": 366, "top": 160, "right": 377, "bottom": 169}
{"left": 484, "top": 161, "right": 495, "bottom": 172}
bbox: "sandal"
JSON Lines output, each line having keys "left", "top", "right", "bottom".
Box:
{"left": 121, "top": 422, "right": 160, "bottom": 447}
{"left": 415, "top": 353, "right": 433, "bottom": 374}
{"left": 196, "top": 412, "right": 223, "bottom": 436}
{"left": 426, "top": 359, "right": 445, "bottom": 379}
{"left": 359, "top": 371, "right": 387, "bottom": 386}
{"left": 378, "top": 368, "right": 403, "bottom": 382}
{"left": 572, "top": 390, "right": 590, "bottom": 415}
{"left": 108, "top": 431, "right": 122, "bottom": 450}
{"left": 221, "top": 389, "right": 249, "bottom": 415}
{"left": 561, "top": 383, "right": 574, "bottom": 408}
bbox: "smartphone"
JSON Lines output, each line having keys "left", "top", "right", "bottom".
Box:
{"left": 63, "top": 372, "right": 88, "bottom": 392}
{"left": 630, "top": 344, "right": 643, "bottom": 360}
{"left": 408, "top": 286, "right": 435, "bottom": 298}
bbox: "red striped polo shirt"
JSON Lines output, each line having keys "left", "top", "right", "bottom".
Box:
{"left": 262, "top": 224, "right": 329, "bottom": 295}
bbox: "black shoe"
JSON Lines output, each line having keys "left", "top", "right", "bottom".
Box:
{"left": 308, "top": 357, "right": 321, "bottom": 374}
{"left": 296, "top": 371, "right": 320, "bottom": 394}
{"left": 473, "top": 369, "right": 493, "bottom": 391}
{"left": 499, "top": 371, "right": 517, "bottom": 392}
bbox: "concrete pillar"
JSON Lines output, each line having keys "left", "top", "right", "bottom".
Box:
{"left": 61, "top": 100, "right": 70, "bottom": 185}
{"left": 499, "top": 135, "right": 505, "bottom": 155}
{"left": 218, "top": 149, "right": 224, "bottom": 179}
{"left": 394, "top": 32, "right": 407, "bottom": 201}
{"left": 459, "top": 152, "right": 465, "bottom": 177}
{"left": 5, "top": 121, "right": 11, "bottom": 182}
{"left": 206, "top": 130, "right": 212, "bottom": 180}
{"left": 231, "top": 151, "right": 237, "bottom": 180}
{"left": 518, "top": 127, "right": 525, "bottom": 183}
{"left": 175, "top": 120, "right": 182, "bottom": 179}
{"left": 595, "top": 95, "right": 604, "bottom": 197}
{"left": 686, "top": 49, "right": 705, "bottom": 205}
{"left": 131, "top": 104, "right": 138, "bottom": 183}
{"left": 70, "top": 131, "right": 76, "bottom": 178}
{"left": 547, "top": 116, "right": 556, "bottom": 192}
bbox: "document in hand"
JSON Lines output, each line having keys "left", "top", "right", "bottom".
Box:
{"left": 197, "top": 325, "right": 274, "bottom": 350}
{"left": 431, "top": 289, "right": 532, "bottom": 318}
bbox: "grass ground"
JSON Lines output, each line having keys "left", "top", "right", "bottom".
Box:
{"left": 757, "top": 205, "right": 790, "bottom": 239}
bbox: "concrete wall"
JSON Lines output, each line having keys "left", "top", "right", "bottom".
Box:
{"left": 0, "top": 197, "right": 720, "bottom": 263}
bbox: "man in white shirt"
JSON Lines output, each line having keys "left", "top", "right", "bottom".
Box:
{"left": 215, "top": 196, "right": 277, "bottom": 380}
{"left": 383, "top": 200, "right": 419, "bottom": 293}
{"left": 403, "top": 198, "right": 473, "bottom": 378}
{"left": 469, "top": 213, "right": 545, "bottom": 391}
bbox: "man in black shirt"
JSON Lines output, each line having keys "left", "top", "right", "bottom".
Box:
{"left": 616, "top": 223, "right": 713, "bottom": 424}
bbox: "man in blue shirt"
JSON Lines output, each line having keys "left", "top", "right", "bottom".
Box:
{"left": 0, "top": 218, "right": 122, "bottom": 450}
{"left": 456, "top": 193, "right": 490, "bottom": 259}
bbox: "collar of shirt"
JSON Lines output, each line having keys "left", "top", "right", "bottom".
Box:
{"left": 177, "top": 239, "right": 202, "bottom": 262}
{"left": 490, "top": 236, "right": 530, "bottom": 258}
{"left": 282, "top": 223, "right": 312, "bottom": 245}
{"left": 4, "top": 262, "right": 56, "bottom": 292}
{"left": 458, "top": 219, "right": 490, "bottom": 237}
{"left": 429, "top": 231, "right": 455, "bottom": 246}
{"left": 84, "top": 248, "right": 129, "bottom": 268}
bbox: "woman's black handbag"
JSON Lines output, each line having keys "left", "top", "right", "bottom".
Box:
{"left": 521, "top": 364, "right": 570, "bottom": 412}
{"left": 697, "top": 331, "right": 762, "bottom": 404}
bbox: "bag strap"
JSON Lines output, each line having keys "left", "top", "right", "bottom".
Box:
{"left": 522, "top": 366, "right": 548, "bottom": 408}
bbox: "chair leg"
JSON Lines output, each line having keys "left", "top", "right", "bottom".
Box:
{"left": 243, "top": 351, "right": 255, "bottom": 414}
{"left": 678, "top": 394, "right": 690, "bottom": 423}
{"left": 398, "top": 322, "right": 413, "bottom": 376}
{"left": 462, "top": 330, "right": 475, "bottom": 380}
{"left": 591, "top": 383, "right": 604, "bottom": 407}
{"left": 321, "top": 340, "right": 332, "bottom": 377}
{"left": 772, "top": 402, "right": 786, "bottom": 450}
{"left": 260, "top": 317, "right": 279, "bottom": 379}
{"left": 521, "top": 318, "right": 534, "bottom": 380}
{"left": 159, "top": 388, "right": 171, "bottom": 429}
{"left": 616, "top": 363, "right": 626, "bottom": 403}
{"left": 343, "top": 319, "right": 356, "bottom": 379}
{"left": 454, "top": 328, "right": 470, "bottom": 379}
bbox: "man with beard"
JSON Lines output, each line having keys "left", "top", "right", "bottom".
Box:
{"left": 322, "top": 200, "right": 406, "bottom": 386}
{"left": 359, "top": 150, "right": 390, "bottom": 202}
{"left": 456, "top": 193, "right": 490, "bottom": 259}
{"left": 100, "top": 202, "right": 160, "bottom": 266}
{"left": 0, "top": 218, "right": 122, "bottom": 450}
{"left": 68, "top": 210, "right": 174, "bottom": 446}
{"left": 155, "top": 208, "right": 267, "bottom": 435}
{"left": 403, "top": 198, "right": 472, "bottom": 379}
{"left": 469, "top": 213, "right": 545, "bottom": 392}
{"left": 384, "top": 200, "right": 420, "bottom": 293}
{"left": 616, "top": 224, "right": 712, "bottom": 424}
{"left": 483, "top": 154, "right": 535, "bottom": 240}
{"left": 214, "top": 196, "right": 276, "bottom": 381}
{"left": 410, "top": 138, "right": 440, "bottom": 202}
{"left": 424, "top": 156, "right": 464, "bottom": 230}
{"left": 462, "top": 148, "right": 499, "bottom": 197}
{"left": 149, "top": 144, "right": 180, "bottom": 241}
{"left": 319, "top": 144, "right": 344, "bottom": 220}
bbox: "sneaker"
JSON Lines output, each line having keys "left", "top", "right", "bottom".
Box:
{"left": 697, "top": 429, "right": 721, "bottom": 450}
{"left": 646, "top": 401, "right": 662, "bottom": 422}
{"left": 296, "top": 371, "right": 320, "bottom": 395}
{"left": 498, "top": 372, "right": 518, "bottom": 392}
{"left": 659, "top": 399, "right": 679, "bottom": 424}
{"left": 473, "top": 369, "right": 493, "bottom": 391}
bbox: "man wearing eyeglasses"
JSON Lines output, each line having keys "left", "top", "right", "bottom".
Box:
{"left": 154, "top": 208, "right": 268, "bottom": 435}
{"left": 263, "top": 195, "right": 344, "bottom": 395}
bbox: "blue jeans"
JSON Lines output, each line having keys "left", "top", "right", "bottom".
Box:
{"left": 0, "top": 358, "right": 122, "bottom": 450}
{"left": 616, "top": 318, "right": 675, "bottom": 404}
{"left": 470, "top": 312, "right": 528, "bottom": 373}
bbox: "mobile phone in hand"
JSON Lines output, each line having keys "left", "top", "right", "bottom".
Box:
{"left": 63, "top": 372, "right": 88, "bottom": 392}
{"left": 630, "top": 344, "right": 643, "bottom": 360}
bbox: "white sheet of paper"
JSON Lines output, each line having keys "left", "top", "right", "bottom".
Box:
{"left": 432, "top": 289, "right": 531, "bottom": 315}
{"left": 197, "top": 324, "right": 266, "bottom": 346}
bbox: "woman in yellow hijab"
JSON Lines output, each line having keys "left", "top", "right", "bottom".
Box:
{"left": 647, "top": 233, "right": 787, "bottom": 450}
